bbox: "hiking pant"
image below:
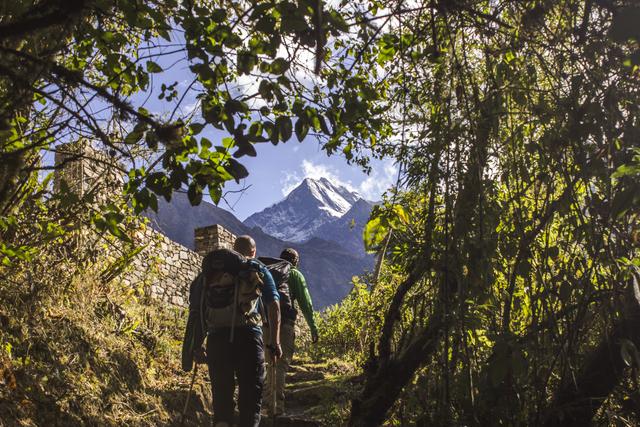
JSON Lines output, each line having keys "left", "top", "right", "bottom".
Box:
{"left": 263, "top": 320, "right": 295, "bottom": 415}
{"left": 207, "top": 326, "right": 265, "bottom": 427}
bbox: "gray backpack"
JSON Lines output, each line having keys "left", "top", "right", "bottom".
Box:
{"left": 199, "top": 249, "right": 264, "bottom": 341}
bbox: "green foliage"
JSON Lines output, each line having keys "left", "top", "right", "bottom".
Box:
{"left": 0, "top": 0, "right": 391, "bottom": 233}
{"left": 300, "top": 1, "right": 640, "bottom": 424}
{"left": 2, "top": 1, "right": 640, "bottom": 425}
{"left": 307, "top": 278, "right": 387, "bottom": 365}
{"left": 0, "top": 247, "right": 208, "bottom": 425}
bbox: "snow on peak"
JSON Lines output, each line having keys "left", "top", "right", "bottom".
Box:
{"left": 243, "top": 177, "right": 363, "bottom": 242}
{"left": 298, "top": 177, "right": 361, "bottom": 218}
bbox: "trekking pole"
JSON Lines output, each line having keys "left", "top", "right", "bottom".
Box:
{"left": 180, "top": 363, "right": 198, "bottom": 427}
{"left": 270, "top": 360, "right": 277, "bottom": 427}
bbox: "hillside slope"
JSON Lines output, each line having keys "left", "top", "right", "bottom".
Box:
{"left": 310, "top": 199, "right": 375, "bottom": 258}
{"left": 144, "top": 192, "right": 373, "bottom": 307}
{"left": 0, "top": 267, "right": 211, "bottom": 426}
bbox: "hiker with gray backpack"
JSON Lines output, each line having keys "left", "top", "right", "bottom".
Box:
{"left": 260, "top": 248, "right": 318, "bottom": 417}
{"left": 182, "top": 235, "right": 282, "bottom": 427}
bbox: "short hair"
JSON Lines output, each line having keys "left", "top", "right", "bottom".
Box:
{"left": 234, "top": 235, "right": 256, "bottom": 256}
{"left": 280, "top": 248, "right": 299, "bottom": 267}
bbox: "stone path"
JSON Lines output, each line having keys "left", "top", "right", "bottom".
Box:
{"left": 259, "top": 357, "right": 358, "bottom": 427}
{"left": 175, "top": 356, "right": 356, "bottom": 426}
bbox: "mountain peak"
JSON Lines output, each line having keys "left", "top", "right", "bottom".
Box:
{"left": 244, "top": 177, "right": 363, "bottom": 242}
{"left": 300, "top": 176, "right": 345, "bottom": 190}
{"left": 290, "top": 177, "right": 360, "bottom": 218}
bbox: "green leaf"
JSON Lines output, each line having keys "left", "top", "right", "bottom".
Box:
{"left": 327, "top": 10, "right": 349, "bottom": 33}
{"left": 270, "top": 58, "right": 289, "bottom": 75}
{"left": 258, "top": 80, "right": 273, "bottom": 101}
{"left": 392, "top": 205, "right": 408, "bottom": 224}
{"left": 233, "top": 141, "right": 257, "bottom": 158}
{"left": 187, "top": 183, "right": 203, "bottom": 205}
{"left": 145, "top": 130, "right": 158, "bottom": 149}
{"left": 294, "top": 118, "right": 309, "bottom": 142}
{"left": 211, "top": 8, "right": 227, "bottom": 23}
{"left": 190, "top": 122, "right": 206, "bottom": 135}
{"left": 124, "top": 122, "right": 147, "bottom": 144}
{"left": 209, "top": 184, "right": 222, "bottom": 204}
{"left": 146, "top": 61, "right": 163, "bottom": 73}
{"left": 363, "top": 217, "right": 387, "bottom": 252}
{"left": 611, "top": 186, "right": 639, "bottom": 218}
{"left": 276, "top": 116, "right": 293, "bottom": 142}
{"left": 237, "top": 51, "right": 257, "bottom": 75}
{"left": 317, "top": 114, "right": 331, "bottom": 135}
{"left": 227, "top": 158, "right": 249, "bottom": 182}
{"left": 264, "top": 122, "right": 278, "bottom": 145}
{"left": 504, "top": 51, "right": 515, "bottom": 64}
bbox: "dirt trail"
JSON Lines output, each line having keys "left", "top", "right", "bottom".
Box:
{"left": 176, "top": 356, "right": 356, "bottom": 427}
{"left": 259, "top": 356, "right": 358, "bottom": 427}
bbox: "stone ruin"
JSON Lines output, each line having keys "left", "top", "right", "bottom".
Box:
{"left": 54, "top": 141, "right": 236, "bottom": 307}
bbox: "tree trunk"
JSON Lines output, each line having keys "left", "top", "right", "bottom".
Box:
{"left": 349, "top": 312, "right": 444, "bottom": 427}
{"left": 544, "top": 280, "right": 640, "bottom": 426}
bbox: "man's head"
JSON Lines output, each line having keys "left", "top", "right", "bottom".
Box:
{"left": 280, "top": 248, "right": 299, "bottom": 267}
{"left": 234, "top": 235, "right": 256, "bottom": 258}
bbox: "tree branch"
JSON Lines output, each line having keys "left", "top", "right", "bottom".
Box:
{"left": 0, "top": 0, "right": 86, "bottom": 40}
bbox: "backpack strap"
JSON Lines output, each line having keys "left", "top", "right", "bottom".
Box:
{"left": 229, "top": 276, "right": 239, "bottom": 343}
{"left": 198, "top": 274, "right": 206, "bottom": 338}
{"left": 258, "top": 296, "right": 268, "bottom": 327}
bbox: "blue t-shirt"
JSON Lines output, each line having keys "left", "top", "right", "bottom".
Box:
{"left": 251, "top": 260, "right": 279, "bottom": 304}
{"left": 245, "top": 260, "right": 278, "bottom": 334}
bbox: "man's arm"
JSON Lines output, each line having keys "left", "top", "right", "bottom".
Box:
{"left": 260, "top": 264, "right": 282, "bottom": 359}
{"left": 267, "top": 300, "right": 281, "bottom": 357}
{"left": 182, "top": 274, "right": 206, "bottom": 370}
{"left": 290, "top": 269, "right": 318, "bottom": 339}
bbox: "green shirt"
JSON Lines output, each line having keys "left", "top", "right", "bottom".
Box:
{"left": 288, "top": 268, "right": 318, "bottom": 335}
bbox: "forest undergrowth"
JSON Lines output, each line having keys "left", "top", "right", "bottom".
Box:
{"left": 0, "top": 241, "right": 365, "bottom": 427}
{"left": 0, "top": 255, "right": 213, "bottom": 427}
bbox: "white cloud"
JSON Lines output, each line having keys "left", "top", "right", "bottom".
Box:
{"left": 281, "top": 170, "right": 302, "bottom": 196}
{"left": 280, "top": 160, "right": 354, "bottom": 196}
{"left": 358, "top": 160, "right": 398, "bottom": 201}
{"left": 302, "top": 160, "right": 356, "bottom": 189}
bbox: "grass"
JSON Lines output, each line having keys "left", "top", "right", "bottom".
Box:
{"left": 0, "top": 262, "right": 211, "bottom": 426}
{"left": 0, "top": 256, "right": 366, "bottom": 426}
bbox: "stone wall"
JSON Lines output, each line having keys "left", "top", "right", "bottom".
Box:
{"left": 54, "top": 141, "right": 124, "bottom": 200}
{"left": 54, "top": 142, "right": 237, "bottom": 308}
{"left": 194, "top": 224, "right": 236, "bottom": 255}
{"left": 125, "top": 225, "right": 237, "bottom": 307}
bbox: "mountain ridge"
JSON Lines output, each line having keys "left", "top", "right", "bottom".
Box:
{"left": 144, "top": 178, "right": 375, "bottom": 307}
{"left": 243, "top": 177, "right": 364, "bottom": 242}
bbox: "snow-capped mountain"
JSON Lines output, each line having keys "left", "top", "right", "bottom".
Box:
{"left": 143, "top": 186, "right": 375, "bottom": 307}
{"left": 310, "top": 198, "right": 376, "bottom": 257}
{"left": 243, "top": 177, "right": 362, "bottom": 242}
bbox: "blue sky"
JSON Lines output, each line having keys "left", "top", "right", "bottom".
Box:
{"left": 133, "top": 42, "right": 398, "bottom": 221}
{"left": 217, "top": 135, "right": 397, "bottom": 220}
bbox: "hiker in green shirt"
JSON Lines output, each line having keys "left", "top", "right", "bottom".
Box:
{"left": 263, "top": 248, "right": 318, "bottom": 416}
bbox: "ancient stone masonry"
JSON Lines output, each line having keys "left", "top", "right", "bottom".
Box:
{"left": 194, "top": 224, "right": 236, "bottom": 255}
{"left": 124, "top": 224, "right": 236, "bottom": 307}
{"left": 54, "top": 141, "right": 124, "bottom": 201}
{"left": 54, "top": 142, "right": 237, "bottom": 308}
